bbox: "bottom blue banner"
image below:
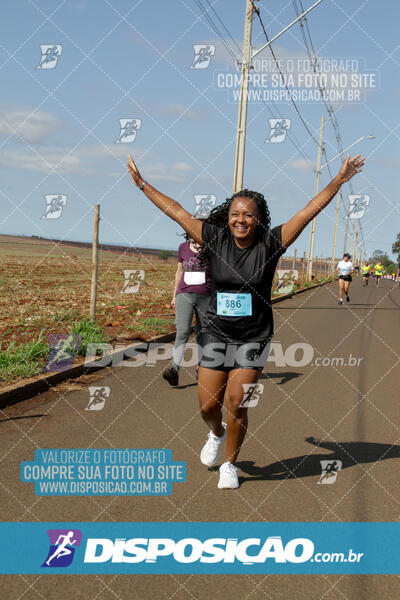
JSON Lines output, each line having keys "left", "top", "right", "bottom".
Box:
{"left": 0, "top": 522, "right": 398, "bottom": 574}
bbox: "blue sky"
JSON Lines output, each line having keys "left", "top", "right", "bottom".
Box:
{"left": 0, "top": 0, "right": 399, "bottom": 259}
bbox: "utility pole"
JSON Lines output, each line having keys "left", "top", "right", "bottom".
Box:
{"left": 330, "top": 188, "right": 341, "bottom": 275}
{"left": 343, "top": 197, "right": 350, "bottom": 255}
{"left": 306, "top": 115, "right": 324, "bottom": 281}
{"left": 89, "top": 204, "right": 100, "bottom": 322}
{"left": 353, "top": 222, "right": 358, "bottom": 267}
{"left": 232, "top": 0, "right": 254, "bottom": 194}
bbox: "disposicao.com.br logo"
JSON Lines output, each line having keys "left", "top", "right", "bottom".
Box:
{"left": 83, "top": 536, "right": 363, "bottom": 565}
{"left": 42, "top": 529, "right": 82, "bottom": 568}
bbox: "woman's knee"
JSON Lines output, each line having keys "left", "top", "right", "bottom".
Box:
{"left": 199, "top": 399, "right": 221, "bottom": 418}
{"left": 225, "top": 395, "right": 248, "bottom": 418}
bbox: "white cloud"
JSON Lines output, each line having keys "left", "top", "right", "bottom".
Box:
{"left": 0, "top": 108, "right": 61, "bottom": 143}
{"left": 172, "top": 161, "right": 194, "bottom": 172}
{"left": 162, "top": 103, "right": 201, "bottom": 120}
{"left": 0, "top": 144, "right": 194, "bottom": 181}
{"left": 138, "top": 161, "right": 194, "bottom": 182}
{"left": 287, "top": 158, "right": 315, "bottom": 172}
{"left": 0, "top": 150, "right": 92, "bottom": 174}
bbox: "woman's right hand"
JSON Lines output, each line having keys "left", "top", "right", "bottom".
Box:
{"left": 127, "top": 154, "right": 145, "bottom": 188}
{"left": 170, "top": 297, "right": 176, "bottom": 310}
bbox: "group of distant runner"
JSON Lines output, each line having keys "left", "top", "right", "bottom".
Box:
{"left": 336, "top": 256, "right": 389, "bottom": 304}
{"left": 127, "top": 152, "right": 369, "bottom": 490}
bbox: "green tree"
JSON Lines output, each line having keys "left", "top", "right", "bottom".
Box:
{"left": 392, "top": 233, "right": 400, "bottom": 263}
{"left": 368, "top": 249, "right": 396, "bottom": 273}
{"left": 158, "top": 250, "right": 173, "bottom": 263}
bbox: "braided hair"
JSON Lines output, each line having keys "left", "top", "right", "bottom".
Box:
{"left": 197, "top": 189, "right": 271, "bottom": 264}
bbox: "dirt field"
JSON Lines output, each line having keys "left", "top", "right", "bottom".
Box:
{"left": 0, "top": 235, "right": 177, "bottom": 384}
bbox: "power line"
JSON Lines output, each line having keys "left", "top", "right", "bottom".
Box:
{"left": 203, "top": 0, "right": 242, "bottom": 56}
{"left": 250, "top": 0, "right": 320, "bottom": 147}
{"left": 193, "top": 0, "right": 240, "bottom": 64}
{"left": 293, "top": 0, "right": 366, "bottom": 253}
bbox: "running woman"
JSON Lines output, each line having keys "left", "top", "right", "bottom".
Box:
{"left": 374, "top": 260, "right": 384, "bottom": 286}
{"left": 127, "top": 153, "right": 365, "bottom": 489}
{"left": 162, "top": 234, "right": 211, "bottom": 387}
{"left": 336, "top": 253, "right": 354, "bottom": 304}
{"left": 362, "top": 261, "right": 370, "bottom": 287}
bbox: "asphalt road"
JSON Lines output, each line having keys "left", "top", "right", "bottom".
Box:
{"left": 1, "top": 278, "right": 399, "bottom": 599}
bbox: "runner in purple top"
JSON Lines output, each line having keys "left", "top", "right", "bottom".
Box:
{"left": 162, "top": 234, "right": 211, "bottom": 387}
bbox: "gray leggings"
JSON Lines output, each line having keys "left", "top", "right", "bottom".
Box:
{"left": 172, "top": 292, "right": 210, "bottom": 371}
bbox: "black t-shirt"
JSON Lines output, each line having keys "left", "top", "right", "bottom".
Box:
{"left": 201, "top": 221, "right": 286, "bottom": 343}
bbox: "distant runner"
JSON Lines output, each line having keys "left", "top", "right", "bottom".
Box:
{"left": 362, "top": 262, "right": 370, "bottom": 287}
{"left": 374, "top": 260, "right": 384, "bottom": 286}
{"left": 337, "top": 253, "right": 354, "bottom": 304}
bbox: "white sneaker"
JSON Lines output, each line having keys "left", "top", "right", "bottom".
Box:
{"left": 218, "top": 462, "right": 239, "bottom": 489}
{"left": 200, "top": 423, "right": 226, "bottom": 467}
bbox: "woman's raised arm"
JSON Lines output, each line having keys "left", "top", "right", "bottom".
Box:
{"left": 127, "top": 154, "right": 203, "bottom": 244}
{"left": 281, "top": 154, "right": 365, "bottom": 249}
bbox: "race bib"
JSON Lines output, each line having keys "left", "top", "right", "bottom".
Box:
{"left": 216, "top": 292, "right": 252, "bottom": 317}
{"left": 184, "top": 271, "right": 206, "bottom": 285}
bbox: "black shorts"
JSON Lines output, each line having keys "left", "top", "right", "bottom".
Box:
{"left": 198, "top": 330, "right": 271, "bottom": 373}
{"left": 375, "top": 274, "right": 381, "bottom": 279}
{"left": 363, "top": 273, "right": 369, "bottom": 278}
{"left": 339, "top": 275, "right": 352, "bottom": 282}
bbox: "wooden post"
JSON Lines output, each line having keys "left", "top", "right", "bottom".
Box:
{"left": 89, "top": 204, "right": 100, "bottom": 321}
{"left": 292, "top": 247, "right": 297, "bottom": 271}
{"left": 301, "top": 251, "right": 306, "bottom": 284}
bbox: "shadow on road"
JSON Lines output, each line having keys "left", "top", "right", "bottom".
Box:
{"left": 238, "top": 436, "right": 400, "bottom": 482}
{"left": 176, "top": 382, "right": 197, "bottom": 390}
{"left": 0, "top": 414, "right": 46, "bottom": 423}
{"left": 259, "top": 372, "right": 302, "bottom": 385}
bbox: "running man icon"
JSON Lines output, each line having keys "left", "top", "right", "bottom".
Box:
{"left": 317, "top": 460, "right": 342, "bottom": 485}
{"left": 42, "top": 529, "right": 82, "bottom": 568}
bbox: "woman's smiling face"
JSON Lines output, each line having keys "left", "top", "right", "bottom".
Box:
{"left": 228, "top": 197, "right": 260, "bottom": 244}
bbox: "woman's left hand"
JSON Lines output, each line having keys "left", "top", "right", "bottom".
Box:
{"left": 337, "top": 154, "right": 366, "bottom": 184}
{"left": 127, "top": 154, "right": 145, "bottom": 188}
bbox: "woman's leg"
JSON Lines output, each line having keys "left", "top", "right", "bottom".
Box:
{"left": 198, "top": 367, "right": 228, "bottom": 437}
{"left": 193, "top": 293, "right": 211, "bottom": 342}
{"left": 224, "top": 368, "right": 261, "bottom": 465}
{"left": 344, "top": 281, "right": 350, "bottom": 296}
{"left": 338, "top": 278, "right": 345, "bottom": 300}
{"left": 172, "top": 293, "right": 195, "bottom": 371}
